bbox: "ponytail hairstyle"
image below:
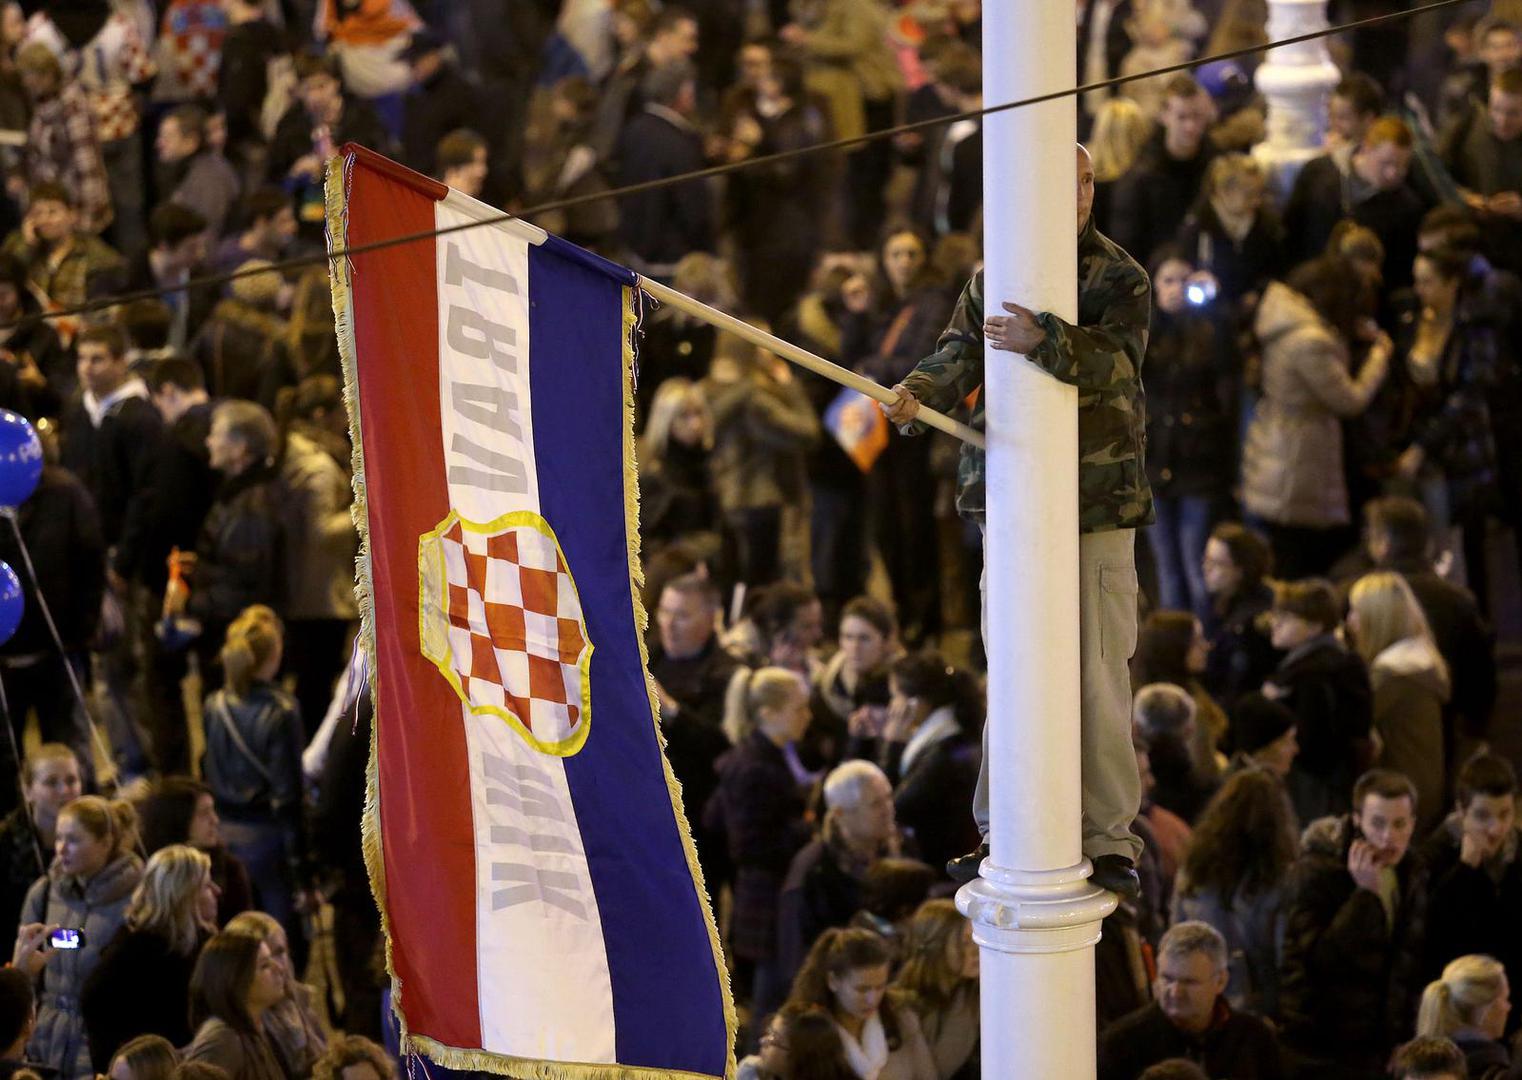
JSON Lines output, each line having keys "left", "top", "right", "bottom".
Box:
{"left": 220, "top": 604, "right": 283, "bottom": 698}
{"left": 721, "top": 666, "right": 804, "bottom": 746}
{"left": 785, "top": 928, "right": 903, "bottom": 1047}
{"left": 59, "top": 795, "right": 140, "bottom": 862}
{"left": 888, "top": 651, "right": 983, "bottom": 735}
{"left": 1416, "top": 954, "right": 1507, "bottom": 1038}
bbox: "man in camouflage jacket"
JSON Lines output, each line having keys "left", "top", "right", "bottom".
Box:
{"left": 884, "top": 144, "right": 1153, "bottom": 896}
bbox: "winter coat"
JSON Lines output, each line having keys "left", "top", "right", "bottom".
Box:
{"left": 614, "top": 106, "right": 714, "bottom": 273}
{"left": 1279, "top": 815, "right": 1428, "bottom": 1068}
{"left": 1282, "top": 147, "right": 1427, "bottom": 290}
{"left": 202, "top": 681, "right": 304, "bottom": 831}
{"left": 877, "top": 715, "right": 981, "bottom": 875}
{"left": 1175, "top": 199, "right": 1286, "bottom": 309}
{"left": 0, "top": 808, "right": 45, "bottom": 945}
{"left": 1171, "top": 870, "right": 1289, "bottom": 1019}
{"left": 59, "top": 391, "right": 163, "bottom": 548}
{"left": 114, "top": 403, "right": 214, "bottom": 593}
{"left": 1273, "top": 634, "right": 1372, "bottom": 823}
{"left": 704, "top": 731, "right": 811, "bottom": 961}
{"left": 184, "top": 1019, "right": 286, "bottom": 1080}
{"left": 0, "top": 468, "right": 103, "bottom": 656}
{"left": 81, "top": 925, "right": 205, "bottom": 1070}
{"left": 19, "top": 854, "right": 144, "bottom": 1080}
{"left": 775, "top": 828, "right": 873, "bottom": 992}
{"left": 791, "top": 0, "right": 901, "bottom": 140}
{"left": 1369, "top": 638, "right": 1450, "bottom": 836}
{"left": 897, "top": 215, "right": 1153, "bottom": 529}
{"left": 1109, "top": 131, "right": 1214, "bottom": 266}
{"left": 1422, "top": 816, "right": 1522, "bottom": 1003}
{"left": 276, "top": 432, "right": 357, "bottom": 622}
{"left": 188, "top": 460, "right": 285, "bottom": 629}
{"left": 1099, "top": 1000, "right": 1284, "bottom": 1080}
{"left": 1143, "top": 307, "right": 1237, "bottom": 500}
{"left": 1241, "top": 282, "right": 1386, "bottom": 527}
{"left": 1202, "top": 581, "right": 1281, "bottom": 711}
{"left": 705, "top": 369, "right": 819, "bottom": 514}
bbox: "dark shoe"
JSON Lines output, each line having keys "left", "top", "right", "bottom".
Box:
{"left": 1089, "top": 854, "right": 1141, "bottom": 900}
{"left": 946, "top": 840, "right": 990, "bottom": 884}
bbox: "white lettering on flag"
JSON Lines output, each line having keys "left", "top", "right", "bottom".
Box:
{"left": 433, "top": 194, "right": 615, "bottom": 1060}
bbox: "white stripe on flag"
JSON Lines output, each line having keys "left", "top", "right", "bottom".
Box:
{"left": 433, "top": 193, "right": 616, "bottom": 1060}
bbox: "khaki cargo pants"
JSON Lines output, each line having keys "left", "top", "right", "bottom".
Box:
{"left": 972, "top": 526, "right": 1144, "bottom": 862}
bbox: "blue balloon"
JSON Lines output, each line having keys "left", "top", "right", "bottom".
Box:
{"left": 0, "top": 561, "right": 23, "bottom": 646}
{"left": 0, "top": 410, "right": 41, "bottom": 509}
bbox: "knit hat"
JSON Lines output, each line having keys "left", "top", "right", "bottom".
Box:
{"left": 1229, "top": 692, "right": 1296, "bottom": 755}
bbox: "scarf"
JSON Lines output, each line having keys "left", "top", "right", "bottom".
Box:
{"left": 835, "top": 1013, "right": 889, "bottom": 1080}
{"left": 900, "top": 705, "right": 961, "bottom": 775}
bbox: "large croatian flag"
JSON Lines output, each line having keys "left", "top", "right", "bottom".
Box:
{"left": 325, "top": 146, "right": 734, "bottom": 1079}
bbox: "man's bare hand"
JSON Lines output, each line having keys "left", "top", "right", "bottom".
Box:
{"left": 880, "top": 384, "right": 919, "bottom": 425}
{"left": 985, "top": 301, "right": 1047, "bottom": 354}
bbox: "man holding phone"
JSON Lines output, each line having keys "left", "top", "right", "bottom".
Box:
{"left": 1279, "top": 769, "right": 1428, "bottom": 1075}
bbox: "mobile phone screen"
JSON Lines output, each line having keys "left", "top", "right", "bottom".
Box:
{"left": 48, "top": 929, "right": 83, "bottom": 950}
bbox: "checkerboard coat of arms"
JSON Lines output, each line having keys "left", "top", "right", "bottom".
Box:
{"left": 418, "top": 510, "right": 593, "bottom": 756}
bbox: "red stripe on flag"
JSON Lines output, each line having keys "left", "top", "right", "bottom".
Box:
{"left": 346, "top": 159, "right": 481, "bottom": 1048}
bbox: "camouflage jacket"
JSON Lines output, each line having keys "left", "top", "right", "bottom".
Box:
{"left": 897, "top": 215, "right": 1155, "bottom": 532}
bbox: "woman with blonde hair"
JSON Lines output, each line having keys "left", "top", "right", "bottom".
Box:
{"left": 1416, "top": 955, "right": 1514, "bottom": 1077}
{"left": 12, "top": 797, "right": 142, "bottom": 1080}
{"left": 1348, "top": 571, "right": 1451, "bottom": 833}
{"left": 1176, "top": 153, "right": 1285, "bottom": 310}
{"left": 83, "top": 845, "right": 219, "bottom": 1069}
{"left": 1088, "top": 97, "right": 1152, "bottom": 227}
{"left": 892, "top": 901, "right": 978, "bottom": 1079}
{"left": 201, "top": 606, "right": 304, "bottom": 940}
{"left": 225, "top": 911, "right": 327, "bottom": 1078}
{"left": 105, "top": 1035, "right": 179, "bottom": 1080}
{"left": 637, "top": 377, "right": 716, "bottom": 548}
{"left": 705, "top": 667, "right": 814, "bottom": 1006}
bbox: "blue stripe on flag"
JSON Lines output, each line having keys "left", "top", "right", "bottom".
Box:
{"left": 527, "top": 236, "right": 727, "bottom": 1076}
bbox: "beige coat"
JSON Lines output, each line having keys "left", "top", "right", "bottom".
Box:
{"left": 1241, "top": 282, "right": 1385, "bottom": 528}
{"left": 794, "top": 0, "right": 902, "bottom": 140}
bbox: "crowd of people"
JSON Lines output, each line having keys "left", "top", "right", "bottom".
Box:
{"left": 0, "top": 0, "right": 1516, "bottom": 1079}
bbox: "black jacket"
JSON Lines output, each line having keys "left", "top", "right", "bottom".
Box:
{"left": 648, "top": 635, "right": 738, "bottom": 857}
{"left": 115, "top": 402, "right": 215, "bottom": 592}
{"left": 189, "top": 460, "right": 284, "bottom": 627}
{"left": 1109, "top": 133, "right": 1214, "bottom": 267}
{"left": 879, "top": 728, "right": 981, "bottom": 874}
{"left": 1099, "top": 1000, "right": 1284, "bottom": 1080}
{"left": 1395, "top": 558, "right": 1496, "bottom": 740}
{"left": 201, "top": 680, "right": 303, "bottom": 827}
{"left": 0, "top": 466, "right": 103, "bottom": 655}
{"left": 59, "top": 393, "right": 163, "bottom": 548}
{"left": 704, "top": 731, "right": 810, "bottom": 961}
{"left": 400, "top": 65, "right": 483, "bottom": 175}
{"left": 1203, "top": 582, "right": 1281, "bottom": 710}
{"left": 1175, "top": 200, "right": 1286, "bottom": 309}
{"left": 1282, "top": 152, "right": 1427, "bottom": 290}
{"left": 615, "top": 107, "right": 714, "bottom": 270}
{"left": 1143, "top": 308, "right": 1237, "bottom": 500}
{"left": 1422, "top": 816, "right": 1522, "bottom": 1008}
{"left": 1273, "top": 636, "right": 1371, "bottom": 814}
{"left": 81, "top": 925, "right": 204, "bottom": 1070}
{"left": 775, "top": 833, "right": 866, "bottom": 992}
{"left": 217, "top": 18, "right": 285, "bottom": 148}
{"left": 1280, "top": 815, "right": 1429, "bottom": 1066}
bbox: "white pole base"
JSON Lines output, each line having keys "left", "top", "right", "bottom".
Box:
{"left": 957, "top": 859, "right": 1119, "bottom": 1074}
